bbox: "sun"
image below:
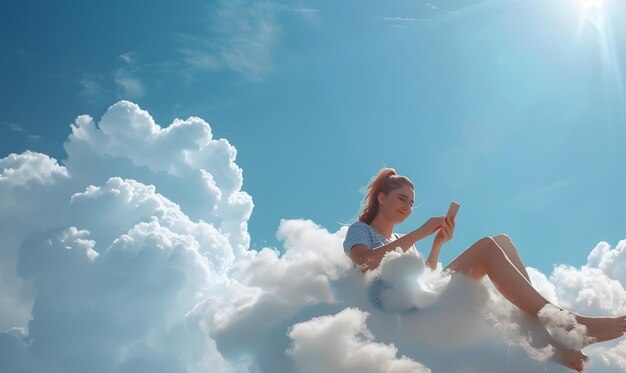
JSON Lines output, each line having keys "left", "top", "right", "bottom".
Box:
{"left": 580, "top": 0, "right": 603, "bottom": 10}
{"left": 577, "top": 0, "right": 605, "bottom": 27}
{"left": 574, "top": 0, "right": 624, "bottom": 103}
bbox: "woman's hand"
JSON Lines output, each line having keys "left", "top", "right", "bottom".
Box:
{"left": 418, "top": 216, "right": 446, "bottom": 239}
{"left": 433, "top": 215, "right": 455, "bottom": 245}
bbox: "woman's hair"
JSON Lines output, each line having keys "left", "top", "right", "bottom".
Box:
{"left": 358, "top": 167, "right": 414, "bottom": 225}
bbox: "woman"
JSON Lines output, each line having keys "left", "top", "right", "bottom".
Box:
{"left": 343, "top": 167, "right": 626, "bottom": 372}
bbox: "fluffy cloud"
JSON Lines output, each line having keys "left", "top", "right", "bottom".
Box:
{"left": 1, "top": 100, "right": 625, "bottom": 373}
{"left": 286, "top": 307, "right": 430, "bottom": 373}
{"left": 542, "top": 241, "right": 626, "bottom": 316}
{"left": 0, "top": 151, "right": 68, "bottom": 189}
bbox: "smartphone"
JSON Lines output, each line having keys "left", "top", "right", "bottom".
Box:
{"left": 446, "top": 201, "right": 460, "bottom": 219}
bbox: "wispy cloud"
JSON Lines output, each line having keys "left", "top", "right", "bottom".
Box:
{"left": 2, "top": 121, "right": 26, "bottom": 133}
{"left": 173, "top": 1, "right": 319, "bottom": 83}
{"left": 118, "top": 51, "right": 138, "bottom": 64}
{"left": 285, "top": 6, "right": 320, "bottom": 23}
{"left": 76, "top": 52, "right": 145, "bottom": 102}
{"left": 77, "top": 72, "right": 107, "bottom": 103}
{"left": 374, "top": 0, "right": 522, "bottom": 28}
{"left": 175, "top": 0, "right": 281, "bottom": 83}
{"left": 530, "top": 178, "right": 573, "bottom": 196}
{"left": 515, "top": 178, "right": 574, "bottom": 211}
{"left": 114, "top": 68, "right": 145, "bottom": 99}
{"left": 288, "top": 7, "right": 319, "bottom": 13}
{"left": 374, "top": 16, "right": 418, "bottom": 22}
{"left": 114, "top": 51, "right": 145, "bottom": 99}
{"left": 1, "top": 121, "right": 43, "bottom": 142}
{"left": 373, "top": 15, "right": 422, "bottom": 28}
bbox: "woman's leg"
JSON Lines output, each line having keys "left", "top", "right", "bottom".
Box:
{"left": 445, "top": 237, "right": 548, "bottom": 315}
{"left": 444, "top": 237, "right": 626, "bottom": 346}
{"left": 493, "top": 234, "right": 532, "bottom": 284}
{"left": 447, "top": 237, "right": 589, "bottom": 370}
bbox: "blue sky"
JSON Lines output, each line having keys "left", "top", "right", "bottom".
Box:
{"left": 2, "top": 0, "right": 625, "bottom": 275}
{"left": 3, "top": 1, "right": 626, "bottom": 372}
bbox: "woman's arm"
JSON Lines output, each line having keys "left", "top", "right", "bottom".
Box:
{"left": 425, "top": 241, "right": 442, "bottom": 270}
{"left": 349, "top": 227, "right": 427, "bottom": 273}
{"left": 425, "top": 214, "right": 455, "bottom": 270}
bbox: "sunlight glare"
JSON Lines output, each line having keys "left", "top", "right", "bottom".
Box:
{"left": 574, "top": 0, "right": 625, "bottom": 106}
{"left": 580, "top": 0, "right": 603, "bottom": 10}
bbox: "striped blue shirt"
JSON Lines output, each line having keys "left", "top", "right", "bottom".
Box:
{"left": 343, "top": 221, "right": 425, "bottom": 312}
{"left": 343, "top": 221, "right": 423, "bottom": 261}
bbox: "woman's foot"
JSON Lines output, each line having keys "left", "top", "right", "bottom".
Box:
{"left": 574, "top": 314, "right": 626, "bottom": 347}
{"left": 551, "top": 346, "right": 588, "bottom": 372}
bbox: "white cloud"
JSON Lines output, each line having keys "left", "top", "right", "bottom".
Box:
{"left": 0, "top": 151, "right": 75, "bottom": 331}
{"left": 0, "top": 100, "right": 249, "bottom": 333}
{"left": 286, "top": 307, "right": 430, "bottom": 373}
{"left": 549, "top": 264, "right": 626, "bottom": 316}
{"left": 0, "top": 150, "right": 69, "bottom": 190}
{"left": 587, "top": 240, "right": 626, "bottom": 285}
{"left": 537, "top": 303, "right": 595, "bottom": 350}
{"left": 594, "top": 338, "right": 626, "bottom": 370}
{"left": 1, "top": 100, "right": 625, "bottom": 373}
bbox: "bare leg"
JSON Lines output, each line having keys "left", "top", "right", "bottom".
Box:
{"left": 444, "top": 237, "right": 626, "bottom": 347}
{"left": 493, "top": 234, "right": 532, "bottom": 284}
{"left": 445, "top": 237, "right": 548, "bottom": 315}
{"left": 494, "top": 238, "right": 588, "bottom": 371}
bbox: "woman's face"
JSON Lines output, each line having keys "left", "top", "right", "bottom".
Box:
{"left": 378, "top": 185, "right": 414, "bottom": 223}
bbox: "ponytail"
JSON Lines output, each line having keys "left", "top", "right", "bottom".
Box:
{"left": 357, "top": 167, "right": 414, "bottom": 225}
